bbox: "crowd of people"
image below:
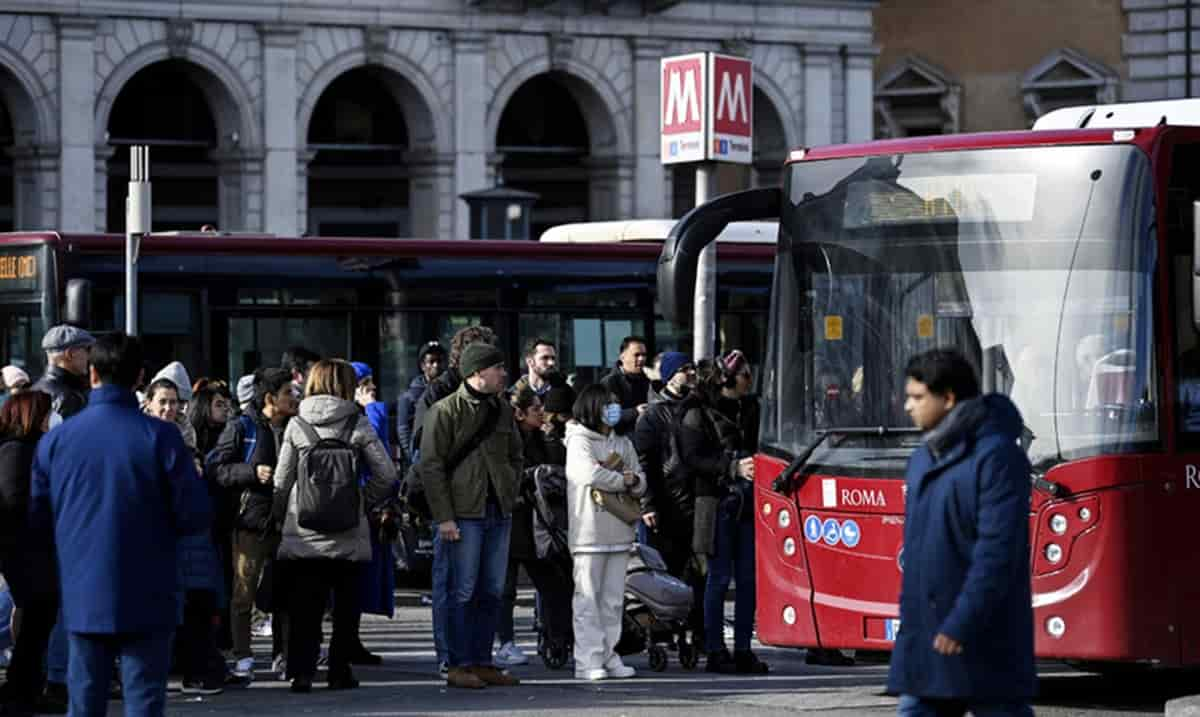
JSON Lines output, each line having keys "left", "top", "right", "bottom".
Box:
{"left": 0, "top": 323, "right": 770, "bottom": 713}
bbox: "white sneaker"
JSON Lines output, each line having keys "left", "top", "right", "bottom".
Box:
{"left": 604, "top": 655, "right": 636, "bottom": 679}
{"left": 437, "top": 661, "right": 448, "bottom": 679}
{"left": 233, "top": 657, "right": 255, "bottom": 679}
{"left": 271, "top": 654, "right": 287, "bottom": 681}
{"left": 575, "top": 667, "right": 607, "bottom": 681}
{"left": 494, "top": 641, "right": 529, "bottom": 667}
{"left": 251, "top": 617, "right": 272, "bottom": 638}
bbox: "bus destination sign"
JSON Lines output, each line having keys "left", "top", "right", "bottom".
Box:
{"left": 0, "top": 249, "right": 40, "bottom": 293}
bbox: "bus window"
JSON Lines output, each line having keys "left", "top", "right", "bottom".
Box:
{"left": 1169, "top": 141, "right": 1200, "bottom": 442}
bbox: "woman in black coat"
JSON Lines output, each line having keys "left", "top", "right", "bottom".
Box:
{"left": 0, "top": 391, "right": 57, "bottom": 712}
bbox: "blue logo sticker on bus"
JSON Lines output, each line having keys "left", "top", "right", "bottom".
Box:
{"left": 822, "top": 518, "right": 841, "bottom": 546}
{"left": 885, "top": 619, "right": 901, "bottom": 641}
{"left": 840, "top": 519, "right": 861, "bottom": 548}
{"left": 804, "top": 515, "right": 822, "bottom": 543}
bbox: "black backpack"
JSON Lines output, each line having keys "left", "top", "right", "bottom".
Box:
{"left": 292, "top": 416, "right": 361, "bottom": 534}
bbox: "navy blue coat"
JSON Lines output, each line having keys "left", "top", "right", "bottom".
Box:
{"left": 360, "top": 401, "right": 396, "bottom": 617}
{"left": 29, "top": 385, "right": 213, "bottom": 635}
{"left": 886, "top": 394, "right": 1036, "bottom": 700}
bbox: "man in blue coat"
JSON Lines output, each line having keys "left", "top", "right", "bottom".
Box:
{"left": 887, "top": 348, "right": 1035, "bottom": 717}
{"left": 29, "top": 332, "right": 212, "bottom": 717}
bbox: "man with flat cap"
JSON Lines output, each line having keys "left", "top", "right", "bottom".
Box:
{"left": 33, "top": 324, "right": 96, "bottom": 426}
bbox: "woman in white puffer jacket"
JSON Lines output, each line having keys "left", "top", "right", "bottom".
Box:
{"left": 565, "top": 383, "right": 646, "bottom": 681}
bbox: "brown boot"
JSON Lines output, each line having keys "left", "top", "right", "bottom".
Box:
{"left": 446, "top": 667, "right": 487, "bottom": 689}
{"left": 470, "top": 665, "right": 521, "bottom": 686}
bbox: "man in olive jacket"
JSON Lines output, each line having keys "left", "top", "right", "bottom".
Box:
{"left": 419, "top": 343, "right": 523, "bottom": 690}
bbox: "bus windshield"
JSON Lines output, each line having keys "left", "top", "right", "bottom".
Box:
{"left": 762, "top": 144, "right": 1157, "bottom": 473}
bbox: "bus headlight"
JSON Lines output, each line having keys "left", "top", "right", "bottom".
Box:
{"left": 778, "top": 510, "right": 791, "bottom": 529}
{"left": 1049, "top": 514, "right": 1068, "bottom": 535}
{"left": 1078, "top": 506, "right": 1092, "bottom": 522}
{"left": 783, "top": 537, "right": 796, "bottom": 556}
{"left": 1044, "top": 543, "right": 1063, "bottom": 563}
{"left": 762, "top": 502, "right": 772, "bottom": 516}
{"left": 1046, "top": 616, "right": 1066, "bottom": 638}
{"left": 783, "top": 606, "right": 797, "bottom": 625}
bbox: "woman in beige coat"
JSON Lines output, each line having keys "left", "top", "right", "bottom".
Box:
{"left": 565, "top": 384, "right": 646, "bottom": 681}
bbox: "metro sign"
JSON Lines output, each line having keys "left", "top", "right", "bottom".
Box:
{"left": 661, "top": 52, "right": 752, "bottom": 165}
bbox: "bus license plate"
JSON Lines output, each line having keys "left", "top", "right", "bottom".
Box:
{"left": 885, "top": 619, "right": 901, "bottom": 641}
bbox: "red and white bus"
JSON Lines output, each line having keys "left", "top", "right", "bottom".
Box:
{"left": 0, "top": 224, "right": 773, "bottom": 403}
{"left": 659, "top": 99, "right": 1200, "bottom": 667}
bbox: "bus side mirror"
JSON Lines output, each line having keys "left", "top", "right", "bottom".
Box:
{"left": 64, "top": 279, "right": 92, "bottom": 328}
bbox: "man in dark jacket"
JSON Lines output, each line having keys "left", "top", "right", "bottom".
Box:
{"left": 887, "top": 349, "right": 1035, "bottom": 717}
{"left": 420, "top": 343, "right": 523, "bottom": 690}
{"left": 599, "top": 336, "right": 650, "bottom": 436}
{"left": 396, "top": 341, "right": 445, "bottom": 464}
{"left": 633, "top": 351, "right": 694, "bottom": 548}
{"left": 208, "top": 367, "right": 297, "bottom": 680}
{"left": 32, "top": 324, "right": 95, "bottom": 426}
{"left": 29, "top": 332, "right": 213, "bottom": 717}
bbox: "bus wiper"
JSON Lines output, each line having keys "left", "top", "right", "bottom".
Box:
{"left": 771, "top": 426, "right": 921, "bottom": 496}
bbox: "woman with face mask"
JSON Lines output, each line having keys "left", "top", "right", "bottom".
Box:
{"left": 564, "top": 384, "right": 646, "bottom": 681}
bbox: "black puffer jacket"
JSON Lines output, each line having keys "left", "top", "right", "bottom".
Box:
{"left": 676, "top": 394, "right": 743, "bottom": 500}
{"left": 633, "top": 386, "right": 688, "bottom": 524}
{"left": 0, "top": 433, "right": 56, "bottom": 600}
{"left": 600, "top": 365, "right": 651, "bottom": 436}
{"left": 33, "top": 366, "right": 89, "bottom": 423}
{"left": 206, "top": 406, "right": 284, "bottom": 533}
{"left": 513, "top": 427, "right": 566, "bottom": 561}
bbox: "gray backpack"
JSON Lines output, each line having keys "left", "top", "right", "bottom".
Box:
{"left": 292, "top": 416, "right": 361, "bottom": 534}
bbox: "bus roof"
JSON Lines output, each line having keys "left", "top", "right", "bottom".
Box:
{"left": 538, "top": 219, "right": 777, "bottom": 244}
{"left": 1033, "top": 98, "right": 1200, "bottom": 130}
{"left": 0, "top": 232, "right": 776, "bottom": 261}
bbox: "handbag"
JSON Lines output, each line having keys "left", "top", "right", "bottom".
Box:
{"left": 590, "top": 487, "right": 642, "bottom": 525}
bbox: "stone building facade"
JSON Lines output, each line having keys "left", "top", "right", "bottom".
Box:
{"left": 0, "top": 0, "right": 877, "bottom": 238}
{"left": 872, "top": 0, "right": 1196, "bottom": 137}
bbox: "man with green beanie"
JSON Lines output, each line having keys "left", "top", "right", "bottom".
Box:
{"left": 419, "top": 343, "right": 523, "bottom": 690}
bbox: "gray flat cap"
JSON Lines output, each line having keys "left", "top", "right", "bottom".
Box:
{"left": 41, "top": 325, "right": 96, "bottom": 352}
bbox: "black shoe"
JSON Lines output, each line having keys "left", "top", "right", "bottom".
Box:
{"left": 41, "top": 682, "right": 68, "bottom": 712}
{"left": 705, "top": 648, "right": 737, "bottom": 674}
{"left": 289, "top": 678, "right": 312, "bottom": 694}
{"left": 0, "top": 701, "right": 34, "bottom": 717}
{"left": 348, "top": 648, "right": 382, "bottom": 666}
{"left": 326, "top": 674, "right": 360, "bottom": 690}
{"left": 223, "top": 673, "right": 252, "bottom": 688}
{"left": 180, "top": 679, "right": 223, "bottom": 696}
{"left": 734, "top": 650, "right": 770, "bottom": 675}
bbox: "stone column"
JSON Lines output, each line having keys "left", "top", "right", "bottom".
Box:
{"left": 57, "top": 17, "right": 97, "bottom": 231}
{"left": 844, "top": 45, "right": 878, "bottom": 143}
{"left": 92, "top": 144, "right": 114, "bottom": 231}
{"left": 259, "top": 24, "right": 301, "bottom": 236}
{"left": 803, "top": 44, "right": 837, "bottom": 147}
{"left": 632, "top": 37, "right": 668, "bottom": 218}
{"left": 453, "top": 31, "right": 489, "bottom": 239}
{"left": 406, "top": 149, "right": 456, "bottom": 239}
{"left": 585, "top": 155, "right": 634, "bottom": 222}
{"left": 8, "top": 144, "right": 57, "bottom": 230}
{"left": 210, "top": 149, "right": 252, "bottom": 232}
{"left": 296, "top": 149, "right": 316, "bottom": 234}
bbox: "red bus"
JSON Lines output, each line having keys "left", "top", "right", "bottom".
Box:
{"left": 659, "top": 99, "right": 1200, "bottom": 668}
{"left": 0, "top": 227, "right": 773, "bottom": 405}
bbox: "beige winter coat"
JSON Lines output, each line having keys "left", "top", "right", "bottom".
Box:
{"left": 565, "top": 422, "right": 646, "bottom": 553}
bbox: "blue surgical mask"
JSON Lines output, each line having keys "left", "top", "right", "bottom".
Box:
{"left": 602, "top": 403, "right": 622, "bottom": 427}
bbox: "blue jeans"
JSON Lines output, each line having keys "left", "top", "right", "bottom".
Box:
{"left": 704, "top": 503, "right": 756, "bottom": 652}
{"left": 897, "top": 695, "right": 1034, "bottom": 717}
{"left": 46, "top": 610, "right": 67, "bottom": 683}
{"left": 444, "top": 503, "right": 511, "bottom": 668}
{"left": 0, "top": 583, "right": 12, "bottom": 652}
{"left": 431, "top": 523, "right": 448, "bottom": 665}
{"left": 69, "top": 631, "right": 173, "bottom": 717}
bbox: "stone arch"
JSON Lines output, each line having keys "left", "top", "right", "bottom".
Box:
{"left": 752, "top": 78, "right": 795, "bottom": 190}
{"left": 486, "top": 58, "right": 632, "bottom": 159}
{"left": 0, "top": 46, "right": 52, "bottom": 147}
{"left": 297, "top": 48, "right": 448, "bottom": 155}
{"left": 95, "top": 44, "right": 259, "bottom": 151}
{"left": 752, "top": 73, "right": 799, "bottom": 154}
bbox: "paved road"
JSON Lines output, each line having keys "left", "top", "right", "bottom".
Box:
{"left": 119, "top": 591, "right": 1190, "bottom": 716}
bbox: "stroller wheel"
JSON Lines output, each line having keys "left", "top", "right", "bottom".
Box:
{"left": 648, "top": 645, "right": 669, "bottom": 672}
{"left": 543, "top": 643, "right": 569, "bottom": 670}
{"left": 678, "top": 642, "right": 699, "bottom": 670}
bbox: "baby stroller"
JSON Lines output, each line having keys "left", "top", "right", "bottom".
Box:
{"left": 528, "top": 464, "right": 577, "bottom": 669}
{"left": 530, "top": 467, "right": 696, "bottom": 672}
{"left": 619, "top": 543, "right": 698, "bottom": 671}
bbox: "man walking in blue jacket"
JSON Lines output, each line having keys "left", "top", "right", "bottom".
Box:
{"left": 29, "top": 332, "right": 213, "bottom": 717}
{"left": 887, "top": 348, "right": 1035, "bottom": 717}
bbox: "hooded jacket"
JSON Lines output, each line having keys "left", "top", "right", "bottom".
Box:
{"left": 272, "top": 395, "right": 397, "bottom": 562}
{"left": 886, "top": 394, "right": 1035, "bottom": 700}
{"left": 152, "top": 362, "right": 193, "bottom": 402}
{"left": 564, "top": 422, "right": 646, "bottom": 552}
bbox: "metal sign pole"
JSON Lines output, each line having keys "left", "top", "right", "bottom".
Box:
{"left": 126, "top": 146, "right": 151, "bottom": 336}
{"left": 693, "top": 161, "right": 716, "bottom": 360}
